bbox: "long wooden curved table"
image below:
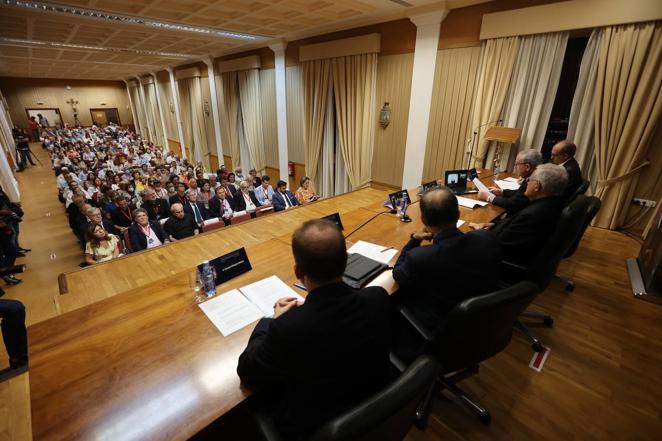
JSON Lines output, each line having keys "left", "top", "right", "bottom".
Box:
{"left": 28, "top": 171, "right": 507, "bottom": 440}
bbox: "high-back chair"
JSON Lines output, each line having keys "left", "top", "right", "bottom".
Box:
{"left": 253, "top": 355, "right": 439, "bottom": 441}
{"left": 393, "top": 281, "right": 539, "bottom": 426}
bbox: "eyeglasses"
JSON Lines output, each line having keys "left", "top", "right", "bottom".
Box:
{"left": 515, "top": 162, "right": 528, "bottom": 166}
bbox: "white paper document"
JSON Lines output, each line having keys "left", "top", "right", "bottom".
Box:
{"left": 472, "top": 178, "right": 490, "bottom": 194}
{"left": 198, "top": 289, "right": 263, "bottom": 336}
{"left": 240, "top": 275, "right": 305, "bottom": 316}
{"left": 503, "top": 177, "right": 519, "bottom": 182}
{"left": 348, "top": 240, "right": 398, "bottom": 265}
{"left": 495, "top": 179, "right": 521, "bottom": 191}
{"left": 457, "top": 220, "right": 465, "bottom": 228}
{"left": 456, "top": 196, "right": 488, "bottom": 209}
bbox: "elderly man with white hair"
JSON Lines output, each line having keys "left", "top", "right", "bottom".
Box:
{"left": 478, "top": 148, "right": 543, "bottom": 216}
{"left": 470, "top": 163, "right": 568, "bottom": 264}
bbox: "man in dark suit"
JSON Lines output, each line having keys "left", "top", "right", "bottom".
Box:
{"left": 471, "top": 163, "right": 568, "bottom": 265}
{"left": 237, "top": 219, "right": 392, "bottom": 440}
{"left": 551, "top": 140, "right": 582, "bottom": 199}
{"left": 183, "top": 190, "right": 209, "bottom": 226}
{"left": 392, "top": 187, "right": 502, "bottom": 362}
{"left": 0, "top": 299, "right": 28, "bottom": 371}
{"left": 478, "top": 149, "right": 542, "bottom": 216}
{"left": 140, "top": 189, "right": 169, "bottom": 221}
{"left": 168, "top": 183, "right": 187, "bottom": 207}
{"left": 127, "top": 208, "right": 168, "bottom": 251}
{"left": 109, "top": 196, "right": 134, "bottom": 232}
{"left": 232, "top": 180, "right": 262, "bottom": 213}
{"left": 271, "top": 180, "right": 300, "bottom": 212}
{"left": 208, "top": 187, "right": 234, "bottom": 225}
{"left": 219, "top": 176, "right": 237, "bottom": 197}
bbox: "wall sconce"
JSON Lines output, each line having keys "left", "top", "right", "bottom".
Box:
{"left": 379, "top": 102, "right": 391, "bottom": 129}
{"left": 204, "top": 101, "right": 210, "bottom": 116}
{"left": 169, "top": 101, "right": 174, "bottom": 113}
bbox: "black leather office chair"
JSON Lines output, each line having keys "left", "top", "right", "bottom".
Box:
{"left": 253, "top": 355, "right": 439, "bottom": 441}
{"left": 502, "top": 196, "right": 591, "bottom": 352}
{"left": 393, "top": 281, "right": 540, "bottom": 426}
{"left": 567, "top": 179, "right": 590, "bottom": 204}
{"left": 556, "top": 196, "right": 601, "bottom": 291}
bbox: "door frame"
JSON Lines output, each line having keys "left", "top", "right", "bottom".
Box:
{"left": 24, "top": 107, "right": 62, "bottom": 127}
{"left": 90, "top": 108, "right": 121, "bottom": 126}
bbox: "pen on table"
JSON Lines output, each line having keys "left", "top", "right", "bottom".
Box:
{"left": 293, "top": 282, "right": 307, "bottom": 291}
{"left": 380, "top": 246, "right": 395, "bottom": 253}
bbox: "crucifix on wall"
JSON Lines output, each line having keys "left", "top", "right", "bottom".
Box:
{"left": 66, "top": 97, "right": 81, "bottom": 127}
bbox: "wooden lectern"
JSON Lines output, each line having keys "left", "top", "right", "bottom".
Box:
{"left": 483, "top": 126, "right": 522, "bottom": 169}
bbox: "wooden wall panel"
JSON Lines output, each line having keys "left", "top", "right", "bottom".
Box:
{"left": 259, "top": 69, "right": 279, "bottom": 168}
{"left": 423, "top": 46, "right": 481, "bottom": 182}
{"left": 0, "top": 77, "right": 132, "bottom": 128}
{"left": 286, "top": 65, "right": 305, "bottom": 164}
{"left": 371, "top": 53, "right": 414, "bottom": 188}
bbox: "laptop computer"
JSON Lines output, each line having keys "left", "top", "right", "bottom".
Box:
{"left": 444, "top": 170, "right": 477, "bottom": 195}
{"left": 417, "top": 180, "right": 440, "bottom": 196}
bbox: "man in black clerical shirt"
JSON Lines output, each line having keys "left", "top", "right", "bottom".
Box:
{"left": 163, "top": 203, "right": 198, "bottom": 241}
{"left": 478, "top": 149, "right": 542, "bottom": 216}
{"left": 551, "top": 140, "right": 582, "bottom": 199}
{"left": 140, "top": 189, "right": 169, "bottom": 221}
{"left": 237, "top": 219, "right": 392, "bottom": 440}
{"left": 471, "top": 163, "right": 568, "bottom": 265}
{"left": 392, "top": 187, "right": 501, "bottom": 362}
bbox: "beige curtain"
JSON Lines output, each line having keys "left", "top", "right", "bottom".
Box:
{"left": 130, "top": 86, "right": 148, "bottom": 139}
{"left": 145, "top": 82, "right": 165, "bottom": 147}
{"left": 303, "top": 59, "right": 332, "bottom": 183}
{"left": 332, "top": 53, "right": 378, "bottom": 188}
{"left": 178, "top": 77, "right": 209, "bottom": 167}
{"left": 567, "top": 29, "right": 602, "bottom": 193}
{"left": 238, "top": 69, "right": 266, "bottom": 173}
{"left": 423, "top": 46, "right": 481, "bottom": 181}
{"left": 593, "top": 21, "right": 662, "bottom": 229}
{"left": 219, "top": 72, "right": 241, "bottom": 168}
{"left": 470, "top": 37, "right": 520, "bottom": 168}
{"left": 157, "top": 79, "right": 177, "bottom": 141}
{"left": 497, "top": 32, "right": 568, "bottom": 170}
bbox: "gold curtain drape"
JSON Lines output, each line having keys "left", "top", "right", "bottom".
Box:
{"left": 219, "top": 71, "right": 241, "bottom": 168}
{"left": 332, "top": 53, "right": 378, "bottom": 188}
{"left": 423, "top": 46, "right": 481, "bottom": 181}
{"left": 470, "top": 37, "right": 519, "bottom": 167}
{"left": 593, "top": 22, "right": 662, "bottom": 229}
{"left": 238, "top": 69, "right": 266, "bottom": 173}
{"left": 130, "top": 86, "right": 148, "bottom": 140}
{"left": 145, "top": 82, "right": 164, "bottom": 147}
{"left": 178, "top": 77, "right": 209, "bottom": 167}
{"left": 302, "top": 59, "right": 332, "bottom": 184}
{"left": 177, "top": 79, "right": 194, "bottom": 159}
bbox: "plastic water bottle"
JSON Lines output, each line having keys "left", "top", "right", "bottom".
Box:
{"left": 200, "top": 261, "right": 216, "bottom": 298}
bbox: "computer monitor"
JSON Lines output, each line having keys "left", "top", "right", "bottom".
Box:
{"left": 444, "top": 170, "right": 468, "bottom": 189}
{"left": 322, "top": 212, "right": 344, "bottom": 230}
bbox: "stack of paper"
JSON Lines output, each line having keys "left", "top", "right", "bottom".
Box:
{"left": 456, "top": 196, "right": 488, "bottom": 209}
{"left": 199, "top": 275, "right": 305, "bottom": 336}
{"left": 495, "top": 179, "right": 521, "bottom": 191}
{"left": 348, "top": 240, "right": 398, "bottom": 265}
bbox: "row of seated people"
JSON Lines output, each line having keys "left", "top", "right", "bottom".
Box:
{"left": 236, "top": 158, "right": 580, "bottom": 440}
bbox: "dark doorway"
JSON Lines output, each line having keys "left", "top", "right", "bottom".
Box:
{"left": 90, "top": 108, "right": 121, "bottom": 127}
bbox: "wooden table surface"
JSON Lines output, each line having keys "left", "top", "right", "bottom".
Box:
{"left": 30, "top": 172, "right": 507, "bottom": 441}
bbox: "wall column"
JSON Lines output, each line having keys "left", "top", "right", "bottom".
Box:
{"left": 135, "top": 76, "right": 153, "bottom": 142}
{"left": 203, "top": 57, "right": 225, "bottom": 167}
{"left": 269, "top": 41, "right": 290, "bottom": 183}
{"left": 151, "top": 72, "right": 170, "bottom": 150}
{"left": 167, "top": 66, "right": 187, "bottom": 159}
{"left": 124, "top": 79, "right": 139, "bottom": 133}
{"left": 401, "top": 10, "right": 448, "bottom": 189}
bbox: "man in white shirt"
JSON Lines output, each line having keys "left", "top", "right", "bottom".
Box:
{"left": 255, "top": 175, "right": 274, "bottom": 205}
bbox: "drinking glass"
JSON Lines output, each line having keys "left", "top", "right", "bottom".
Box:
{"left": 189, "top": 269, "right": 205, "bottom": 303}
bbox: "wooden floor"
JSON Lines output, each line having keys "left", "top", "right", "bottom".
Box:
{"left": 3, "top": 144, "right": 662, "bottom": 440}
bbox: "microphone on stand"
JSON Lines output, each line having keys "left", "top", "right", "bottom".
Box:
{"left": 467, "top": 119, "right": 503, "bottom": 170}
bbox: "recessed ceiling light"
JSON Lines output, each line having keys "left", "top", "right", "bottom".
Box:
{"left": 2, "top": 0, "right": 263, "bottom": 41}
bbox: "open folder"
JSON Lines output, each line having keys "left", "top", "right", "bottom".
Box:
{"left": 199, "top": 275, "right": 304, "bottom": 336}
